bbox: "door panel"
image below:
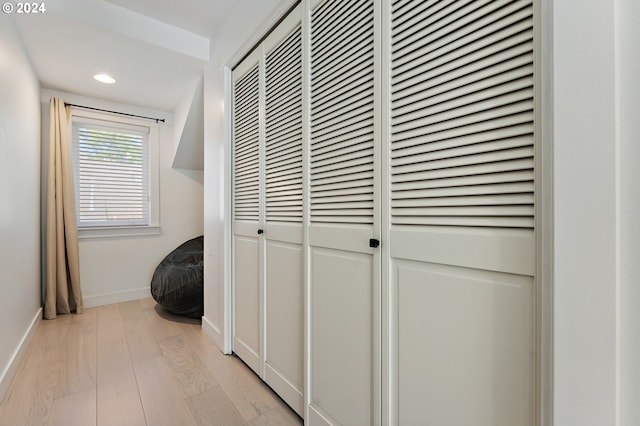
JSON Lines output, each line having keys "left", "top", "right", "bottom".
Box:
{"left": 265, "top": 238, "right": 304, "bottom": 414}
{"left": 395, "top": 259, "right": 533, "bottom": 426}
{"left": 233, "top": 233, "right": 261, "bottom": 374}
{"left": 310, "top": 248, "right": 373, "bottom": 426}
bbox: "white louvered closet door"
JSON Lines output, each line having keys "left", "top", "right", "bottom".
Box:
{"left": 388, "top": 1, "right": 536, "bottom": 425}
{"left": 262, "top": 5, "right": 304, "bottom": 417}
{"left": 308, "top": 0, "right": 380, "bottom": 425}
{"left": 232, "top": 49, "right": 263, "bottom": 376}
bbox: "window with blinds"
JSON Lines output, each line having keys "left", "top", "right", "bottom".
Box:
{"left": 310, "top": 0, "right": 375, "bottom": 225}
{"left": 390, "top": 0, "right": 535, "bottom": 229}
{"left": 71, "top": 119, "right": 150, "bottom": 227}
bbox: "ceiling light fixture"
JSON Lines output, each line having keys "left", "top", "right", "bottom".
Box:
{"left": 93, "top": 74, "right": 116, "bottom": 84}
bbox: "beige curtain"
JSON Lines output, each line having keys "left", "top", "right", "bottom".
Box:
{"left": 45, "top": 97, "right": 83, "bottom": 320}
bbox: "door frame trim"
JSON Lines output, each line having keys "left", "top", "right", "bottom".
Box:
{"left": 535, "top": 0, "right": 554, "bottom": 424}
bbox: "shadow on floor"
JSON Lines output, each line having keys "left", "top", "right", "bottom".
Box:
{"left": 153, "top": 303, "right": 202, "bottom": 325}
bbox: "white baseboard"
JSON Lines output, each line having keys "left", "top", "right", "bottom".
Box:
{"left": 83, "top": 287, "right": 151, "bottom": 308}
{"left": 0, "top": 307, "right": 42, "bottom": 403}
{"left": 202, "top": 315, "right": 228, "bottom": 353}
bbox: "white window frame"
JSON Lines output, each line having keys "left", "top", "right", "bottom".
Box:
{"left": 70, "top": 108, "right": 160, "bottom": 238}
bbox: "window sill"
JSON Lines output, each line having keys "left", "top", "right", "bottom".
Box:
{"left": 78, "top": 225, "right": 161, "bottom": 240}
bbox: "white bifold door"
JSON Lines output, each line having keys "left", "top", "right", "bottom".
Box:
{"left": 232, "top": 50, "right": 262, "bottom": 376}
{"left": 307, "top": 0, "right": 380, "bottom": 425}
{"left": 232, "top": 5, "right": 305, "bottom": 417}
{"left": 387, "top": 1, "right": 536, "bottom": 425}
{"left": 232, "top": 0, "right": 539, "bottom": 425}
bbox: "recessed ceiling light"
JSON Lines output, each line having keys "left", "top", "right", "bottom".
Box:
{"left": 93, "top": 74, "right": 116, "bottom": 84}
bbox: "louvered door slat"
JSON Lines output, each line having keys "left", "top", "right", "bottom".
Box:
{"left": 393, "top": 27, "right": 533, "bottom": 90}
{"left": 312, "top": 96, "right": 371, "bottom": 129}
{"left": 266, "top": 155, "right": 302, "bottom": 171}
{"left": 266, "top": 149, "right": 302, "bottom": 166}
{"left": 394, "top": 181, "right": 534, "bottom": 199}
{"left": 394, "top": 47, "right": 533, "bottom": 106}
{"left": 392, "top": 168, "right": 533, "bottom": 191}
{"left": 392, "top": 0, "right": 459, "bottom": 30}
{"left": 265, "top": 25, "right": 303, "bottom": 223}
{"left": 265, "top": 122, "right": 301, "bottom": 143}
{"left": 312, "top": 0, "right": 370, "bottom": 58}
{"left": 310, "top": 185, "right": 373, "bottom": 198}
{"left": 392, "top": 111, "right": 533, "bottom": 151}
{"left": 393, "top": 102, "right": 533, "bottom": 143}
{"left": 391, "top": 0, "right": 534, "bottom": 230}
{"left": 313, "top": 147, "right": 375, "bottom": 170}
{"left": 393, "top": 1, "right": 524, "bottom": 58}
{"left": 392, "top": 138, "right": 533, "bottom": 170}
{"left": 313, "top": 169, "right": 373, "bottom": 187}
{"left": 267, "top": 88, "right": 301, "bottom": 114}
{"left": 312, "top": 120, "right": 374, "bottom": 148}
{"left": 393, "top": 157, "right": 533, "bottom": 182}
{"left": 266, "top": 101, "right": 301, "bottom": 126}
{"left": 392, "top": 216, "right": 532, "bottom": 228}
{"left": 266, "top": 144, "right": 302, "bottom": 162}
{"left": 233, "top": 65, "right": 260, "bottom": 222}
{"left": 392, "top": 2, "right": 533, "bottom": 67}
{"left": 312, "top": 132, "right": 372, "bottom": 154}
{"left": 265, "top": 136, "right": 301, "bottom": 155}
{"left": 393, "top": 76, "right": 533, "bottom": 126}
{"left": 311, "top": 58, "right": 371, "bottom": 105}
{"left": 310, "top": 0, "right": 374, "bottom": 228}
{"left": 393, "top": 193, "right": 534, "bottom": 207}
{"left": 313, "top": 143, "right": 374, "bottom": 166}
{"left": 393, "top": 63, "right": 532, "bottom": 112}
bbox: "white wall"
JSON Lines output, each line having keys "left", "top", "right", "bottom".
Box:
{"left": 173, "top": 75, "right": 204, "bottom": 170}
{"left": 202, "top": 0, "right": 290, "bottom": 350}
{"left": 0, "top": 14, "right": 43, "bottom": 401}
{"left": 41, "top": 90, "right": 204, "bottom": 308}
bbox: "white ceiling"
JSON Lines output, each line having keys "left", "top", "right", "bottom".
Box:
{"left": 103, "top": 0, "right": 236, "bottom": 38}
{"left": 11, "top": 0, "right": 239, "bottom": 111}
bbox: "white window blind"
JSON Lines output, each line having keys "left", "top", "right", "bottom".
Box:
{"left": 71, "top": 119, "right": 150, "bottom": 227}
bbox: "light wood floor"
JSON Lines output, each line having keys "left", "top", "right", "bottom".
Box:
{"left": 0, "top": 298, "right": 302, "bottom": 426}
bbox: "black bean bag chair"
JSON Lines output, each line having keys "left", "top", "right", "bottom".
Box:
{"left": 151, "top": 236, "right": 203, "bottom": 318}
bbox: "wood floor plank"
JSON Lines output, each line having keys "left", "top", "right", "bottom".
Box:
{"left": 181, "top": 326, "right": 280, "bottom": 421}
{"left": 247, "top": 406, "right": 303, "bottom": 426}
{"left": 142, "top": 307, "right": 185, "bottom": 341}
{"left": 54, "top": 309, "right": 97, "bottom": 399}
{"left": 134, "top": 356, "right": 197, "bottom": 426}
{"left": 96, "top": 339, "right": 146, "bottom": 426}
{"left": 158, "top": 335, "right": 217, "bottom": 397}
{"left": 186, "top": 387, "right": 245, "bottom": 426}
{"left": 25, "top": 314, "right": 74, "bottom": 369}
{"left": 46, "top": 388, "right": 96, "bottom": 426}
{"left": 96, "top": 304, "right": 126, "bottom": 345}
{"left": 1, "top": 299, "right": 300, "bottom": 426}
{"left": 0, "top": 360, "right": 62, "bottom": 426}
{"left": 119, "top": 301, "right": 162, "bottom": 364}
{"left": 137, "top": 297, "right": 157, "bottom": 310}
{"left": 13, "top": 314, "right": 70, "bottom": 372}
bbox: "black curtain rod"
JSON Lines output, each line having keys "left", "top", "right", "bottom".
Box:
{"left": 65, "top": 103, "right": 165, "bottom": 123}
